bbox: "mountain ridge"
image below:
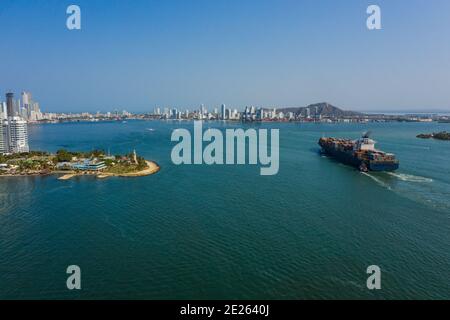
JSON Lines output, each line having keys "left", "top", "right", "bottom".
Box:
{"left": 268, "top": 102, "right": 364, "bottom": 117}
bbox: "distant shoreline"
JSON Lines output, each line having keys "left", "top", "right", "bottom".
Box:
{"left": 28, "top": 116, "right": 450, "bottom": 126}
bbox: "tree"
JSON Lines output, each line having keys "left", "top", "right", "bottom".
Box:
{"left": 56, "top": 149, "right": 72, "bottom": 162}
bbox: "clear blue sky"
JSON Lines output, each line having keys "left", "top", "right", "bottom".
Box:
{"left": 1, "top": 0, "right": 449, "bottom": 112}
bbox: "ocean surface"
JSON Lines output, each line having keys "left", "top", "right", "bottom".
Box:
{"left": 1, "top": 120, "right": 449, "bottom": 299}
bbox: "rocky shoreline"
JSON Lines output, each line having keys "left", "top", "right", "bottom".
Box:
{"left": 417, "top": 131, "right": 450, "bottom": 141}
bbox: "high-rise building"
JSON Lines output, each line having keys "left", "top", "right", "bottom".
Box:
{"left": 6, "top": 92, "right": 14, "bottom": 117}
{"left": 15, "top": 99, "right": 21, "bottom": 116}
{"left": 21, "top": 92, "right": 32, "bottom": 119}
{"left": 257, "top": 108, "right": 263, "bottom": 121}
{"left": 200, "top": 104, "right": 205, "bottom": 119}
{"left": 7, "top": 117, "right": 29, "bottom": 153}
{"left": 0, "top": 120, "right": 8, "bottom": 154}
{"left": 1, "top": 102, "right": 7, "bottom": 120}
{"left": 22, "top": 92, "right": 31, "bottom": 106}
{"left": 306, "top": 107, "right": 311, "bottom": 119}
{"left": 221, "top": 104, "right": 226, "bottom": 120}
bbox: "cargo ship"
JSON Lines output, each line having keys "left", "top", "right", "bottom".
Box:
{"left": 319, "top": 133, "right": 399, "bottom": 172}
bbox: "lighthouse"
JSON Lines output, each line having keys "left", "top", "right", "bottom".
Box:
{"left": 133, "top": 149, "right": 138, "bottom": 164}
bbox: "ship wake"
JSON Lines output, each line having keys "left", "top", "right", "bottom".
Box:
{"left": 361, "top": 172, "right": 392, "bottom": 190}
{"left": 386, "top": 172, "right": 433, "bottom": 183}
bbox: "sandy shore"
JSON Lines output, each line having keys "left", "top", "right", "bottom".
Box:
{"left": 100, "top": 161, "right": 160, "bottom": 177}
{"left": 57, "top": 160, "right": 160, "bottom": 180}
{"left": 58, "top": 173, "right": 76, "bottom": 180}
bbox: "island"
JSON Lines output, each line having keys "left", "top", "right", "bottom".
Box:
{"left": 0, "top": 149, "right": 160, "bottom": 179}
{"left": 417, "top": 131, "right": 450, "bottom": 141}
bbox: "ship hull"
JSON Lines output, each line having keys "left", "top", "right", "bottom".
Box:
{"left": 320, "top": 146, "right": 399, "bottom": 172}
{"left": 368, "top": 162, "right": 399, "bottom": 172}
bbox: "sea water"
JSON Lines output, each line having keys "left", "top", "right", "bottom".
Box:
{"left": 0, "top": 120, "right": 449, "bottom": 299}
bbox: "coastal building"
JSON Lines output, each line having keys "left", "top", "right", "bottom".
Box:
{"left": 288, "top": 112, "right": 294, "bottom": 120}
{"left": 22, "top": 92, "right": 31, "bottom": 116}
{"left": 221, "top": 104, "right": 226, "bottom": 120}
{"left": 0, "top": 120, "right": 8, "bottom": 154}
{"left": 1, "top": 102, "right": 7, "bottom": 120}
{"left": 200, "top": 104, "right": 205, "bottom": 119}
{"left": 2, "top": 93, "right": 30, "bottom": 153}
{"left": 6, "top": 92, "right": 15, "bottom": 117}
{"left": 171, "top": 108, "right": 178, "bottom": 119}
{"left": 7, "top": 117, "right": 29, "bottom": 153}
{"left": 72, "top": 160, "right": 107, "bottom": 171}
{"left": 257, "top": 108, "right": 263, "bottom": 121}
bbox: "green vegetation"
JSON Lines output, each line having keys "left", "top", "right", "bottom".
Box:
{"left": 104, "top": 155, "right": 147, "bottom": 174}
{"left": 0, "top": 151, "right": 54, "bottom": 174}
{"left": 0, "top": 151, "right": 49, "bottom": 163}
{"left": 417, "top": 131, "right": 450, "bottom": 141}
{"left": 1, "top": 149, "right": 150, "bottom": 176}
{"left": 433, "top": 132, "right": 450, "bottom": 140}
{"left": 55, "top": 149, "right": 106, "bottom": 162}
{"left": 105, "top": 163, "right": 141, "bottom": 174}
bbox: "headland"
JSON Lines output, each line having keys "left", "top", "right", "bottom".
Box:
{"left": 0, "top": 150, "right": 160, "bottom": 180}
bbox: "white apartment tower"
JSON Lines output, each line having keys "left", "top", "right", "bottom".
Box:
{"left": 221, "top": 104, "right": 226, "bottom": 120}
{"left": 2, "top": 93, "right": 30, "bottom": 154}
{"left": 7, "top": 117, "right": 29, "bottom": 153}
{"left": 1, "top": 102, "right": 7, "bottom": 120}
{"left": 0, "top": 120, "right": 8, "bottom": 154}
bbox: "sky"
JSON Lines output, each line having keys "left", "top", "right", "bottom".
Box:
{"left": 1, "top": 0, "right": 449, "bottom": 113}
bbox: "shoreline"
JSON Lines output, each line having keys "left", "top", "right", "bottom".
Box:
{"left": 0, "top": 161, "right": 160, "bottom": 180}
{"left": 58, "top": 160, "right": 160, "bottom": 180}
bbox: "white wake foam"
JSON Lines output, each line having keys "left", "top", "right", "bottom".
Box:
{"left": 386, "top": 172, "right": 433, "bottom": 183}
{"left": 361, "top": 172, "right": 392, "bottom": 190}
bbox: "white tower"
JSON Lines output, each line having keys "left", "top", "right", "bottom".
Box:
{"left": 7, "top": 117, "right": 29, "bottom": 153}
{"left": 0, "top": 120, "right": 8, "bottom": 154}
{"left": 221, "top": 104, "right": 226, "bottom": 120}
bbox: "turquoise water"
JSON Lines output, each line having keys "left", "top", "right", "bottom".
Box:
{"left": 1, "top": 120, "right": 449, "bottom": 299}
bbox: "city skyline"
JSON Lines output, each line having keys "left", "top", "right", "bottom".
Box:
{"left": 1, "top": 0, "right": 450, "bottom": 112}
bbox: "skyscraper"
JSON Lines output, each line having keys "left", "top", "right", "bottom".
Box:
{"left": 221, "top": 104, "right": 226, "bottom": 120}
{"left": 1, "top": 102, "right": 7, "bottom": 120}
{"left": 22, "top": 92, "right": 31, "bottom": 106}
{"left": 257, "top": 108, "right": 263, "bottom": 121}
{"left": 306, "top": 107, "right": 311, "bottom": 119}
{"left": 200, "top": 104, "right": 205, "bottom": 118}
{"left": 0, "top": 119, "right": 8, "bottom": 154}
{"left": 22, "top": 92, "right": 32, "bottom": 119}
{"left": 6, "top": 92, "right": 14, "bottom": 117}
{"left": 7, "top": 117, "right": 29, "bottom": 153}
